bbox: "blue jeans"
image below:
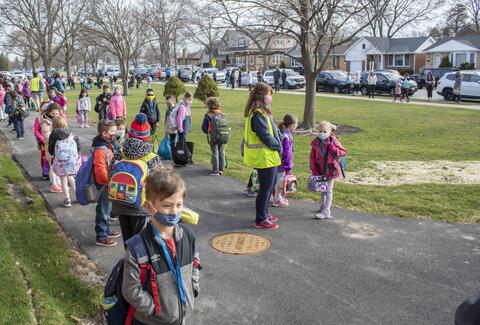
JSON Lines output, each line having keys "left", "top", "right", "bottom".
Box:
{"left": 95, "top": 185, "right": 111, "bottom": 241}
{"left": 256, "top": 166, "right": 277, "bottom": 223}
{"left": 13, "top": 118, "right": 24, "bottom": 138}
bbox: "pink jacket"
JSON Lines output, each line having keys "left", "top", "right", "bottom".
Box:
{"left": 33, "top": 117, "right": 45, "bottom": 144}
{"left": 0, "top": 86, "right": 4, "bottom": 105}
{"left": 176, "top": 101, "right": 191, "bottom": 133}
{"left": 109, "top": 94, "right": 126, "bottom": 119}
{"left": 309, "top": 135, "right": 347, "bottom": 180}
{"left": 23, "top": 82, "right": 31, "bottom": 97}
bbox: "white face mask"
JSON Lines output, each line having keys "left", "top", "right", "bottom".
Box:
{"left": 318, "top": 132, "right": 329, "bottom": 141}
{"left": 116, "top": 129, "right": 126, "bottom": 139}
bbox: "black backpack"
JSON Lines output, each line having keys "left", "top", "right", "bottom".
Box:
{"left": 173, "top": 138, "right": 191, "bottom": 166}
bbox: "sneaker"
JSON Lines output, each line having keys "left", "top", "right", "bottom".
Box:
{"left": 109, "top": 215, "right": 119, "bottom": 222}
{"left": 85, "top": 124, "right": 90, "bottom": 128}
{"left": 267, "top": 215, "right": 279, "bottom": 223}
{"left": 62, "top": 199, "right": 72, "bottom": 207}
{"left": 42, "top": 175, "right": 49, "bottom": 180}
{"left": 49, "top": 185, "right": 63, "bottom": 193}
{"left": 219, "top": 171, "right": 224, "bottom": 175}
{"left": 272, "top": 198, "right": 289, "bottom": 207}
{"left": 108, "top": 231, "right": 122, "bottom": 239}
{"left": 244, "top": 189, "right": 256, "bottom": 197}
{"left": 208, "top": 171, "right": 220, "bottom": 176}
{"left": 254, "top": 220, "right": 279, "bottom": 230}
{"left": 315, "top": 210, "right": 326, "bottom": 219}
{"left": 96, "top": 238, "right": 118, "bottom": 247}
{"left": 19, "top": 137, "right": 24, "bottom": 140}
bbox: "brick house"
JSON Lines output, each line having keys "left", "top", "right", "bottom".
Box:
{"left": 344, "top": 36, "right": 436, "bottom": 73}
{"left": 423, "top": 35, "right": 480, "bottom": 69}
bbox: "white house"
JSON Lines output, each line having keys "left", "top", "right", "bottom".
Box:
{"left": 344, "top": 36, "right": 436, "bottom": 73}
{"left": 423, "top": 35, "right": 480, "bottom": 69}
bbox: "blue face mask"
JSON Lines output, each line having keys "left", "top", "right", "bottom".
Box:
{"left": 153, "top": 211, "right": 181, "bottom": 226}
{"left": 318, "top": 132, "right": 329, "bottom": 141}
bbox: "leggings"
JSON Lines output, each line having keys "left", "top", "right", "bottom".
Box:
{"left": 426, "top": 84, "right": 433, "bottom": 98}
{"left": 274, "top": 171, "right": 285, "bottom": 201}
{"left": 255, "top": 167, "right": 277, "bottom": 223}
{"left": 60, "top": 175, "right": 76, "bottom": 201}
{"left": 320, "top": 180, "right": 335, "bottom": 216}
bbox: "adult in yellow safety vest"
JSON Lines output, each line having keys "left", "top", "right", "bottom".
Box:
{"left": 243, "top": 82, "right": 282, "bottom": 230}
{"left": 30, "top": 71, "right": 44, "bottom": 110}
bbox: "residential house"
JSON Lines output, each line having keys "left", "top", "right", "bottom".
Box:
{"left": 457, "top": 25, "right": 480, "bottom": 37}
{"left": 423, "top": 35, "right": 480, "bottom": 69}
{"left": 177, "top": 49, "right": 204, "bottom": 67}
{"left": 214, "top": 30, "right": 296, "bottom": 71}
{"left": 344, "top": 36, "right": 436, "bottom": 73}
{"left": 283, "top": 43, "right": 350, "bottom": 71}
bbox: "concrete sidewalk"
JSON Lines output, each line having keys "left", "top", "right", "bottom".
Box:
{"left": 2, "top": 115, "right": 480, "bottom": 324}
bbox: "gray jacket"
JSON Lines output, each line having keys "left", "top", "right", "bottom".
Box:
{"left": 122, "top": 223, "right": 200, "bottom": 325}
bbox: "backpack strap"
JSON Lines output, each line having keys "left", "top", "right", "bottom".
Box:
{"left": 124, "top": 235, "right": 161, "bottom": 324}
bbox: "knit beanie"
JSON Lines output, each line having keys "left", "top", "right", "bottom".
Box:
{"left": 128, "top": 113, "right": 151, "bottom": 141}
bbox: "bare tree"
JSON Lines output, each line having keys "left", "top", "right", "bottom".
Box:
{"left": 88, "top": 0, "right": 149, "bottom": 95}
{"left": 3, "top": 29, "right": 40, "bottom": 70}
{"left": 0, "top": 0, "right": 64, "bottom": 74}
{"left": 57, "top": 0, "right": 87, "bottom": 78}
{"left": 216, "top": 0, "right": 384, "bottom": 129}
{"left": 185, "top": 3, "right": 225, "bottom": 65}
{"left": 365, "top": 0, "right": 443, "bottom": 38}
{"left": 465, "top": 0, "right": 480, "bottom": 32}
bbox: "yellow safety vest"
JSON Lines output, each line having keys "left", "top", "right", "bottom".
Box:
{"left": 243, "top": 109, "right": 281, "bottom": 168}
{"left": 30, "top": 77, "right": 40, "bottom": 92}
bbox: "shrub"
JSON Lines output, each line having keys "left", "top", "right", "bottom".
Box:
{"left": 279, "top": 61, "right": 287, "bottom": 69}
{"left": 439, "top": 56, "right": 452, "bottom": 68}
{"left": 459, "top": 62, "right": 475, "bottom": 70}
{"left": 163, "top": 76, "right": 186, "bottom": 101}
{"left": 194, "top": 75, "right": 220, "bottom": 102}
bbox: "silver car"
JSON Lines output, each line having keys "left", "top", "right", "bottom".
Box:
{"left": 263, "top": 69, "right": 305, "bottom": 89}
{"left": 240, "top": 71, "right": 259, "bottom": 87}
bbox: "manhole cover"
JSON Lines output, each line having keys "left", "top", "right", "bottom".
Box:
{"left": 211, "top": 232, "right": 271, "bottom": 255}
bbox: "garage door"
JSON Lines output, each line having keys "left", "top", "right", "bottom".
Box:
{"left": 349, "top": 61, "right": 362, "bottom": 73}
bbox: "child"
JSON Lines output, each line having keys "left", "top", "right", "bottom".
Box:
{"left": 112, "top": 118, "right": 126, "bottom": 161}
{"left": 48, "top": 116, "right": 81, "bottom": 207}
{"left": 13, "top": 101, "right": 28, "bottom": 140}
{"left": 139, "top": 88, "right": 160, "bottom": 134}
{"left": 309, "top": 121, "right": 347, "bottom": 219}
{"left": 41, "top": 103, "right": 63, "bottom": 192}
{"left": 201, "top": 97, "right": 226, "bottom": 176}
{"left": 92, "top": 119, "right": 120, "bottom": 247}
{"left": 393, "top": 79, "right": 402, "bottom": 102}
{"left": 122, "top": 166, "right": 200, "bottom": 324}
{"left": 176, "top": 92, "right": 193, "bottom": 141}
{"left": 273, "top": 114, "right": 297, "bottom": 207}
{"left": 165, "top": 94, "right": 177, "bottom": 152}
{"left": 33, "top": 103, "right": 51, "bottom": 180}
{"left": 109, "top": 85, "right": 127, "bottom": 120}
{"left": 77, "top": 88, "right": 91, "bottom": 128}
{"left": 52, "top": 89, "right": 68, "bottom": 118}
{"left": 4, "top": 87, "right": 14, "bottom": 128}
{"left": 111, "top": 113, "right": 163, "bottom": 245}
{"left": 22, "top": 79, "right": 31, "bottom": 109}
{"left": 0, "top": 83, "right": 5, "bottom": 121}
{"left": 95, "top": 84, "right": 111, "bottom": 120}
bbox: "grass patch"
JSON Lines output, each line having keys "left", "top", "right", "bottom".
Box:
{"left": 0, "top": 137, "right": 101, "bottom": 323}
{"left": 65, "top": 83, "right": 480, "bottom": 223}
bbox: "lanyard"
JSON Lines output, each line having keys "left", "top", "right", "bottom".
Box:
{"left": 151, "top": 225, "right": 186, "bottom": 306}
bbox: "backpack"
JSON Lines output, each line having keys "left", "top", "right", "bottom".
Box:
{"left": 166, "top": 105, "right": 180, "bottom": 134}
{"left": 13, "top": 105, "right": 29, "bottom": 119}
{"left": 75, "top": 147, "right": 110, "bottom": 205}
{"left": 172, "top": 138, "right": 193, "bottom": 166}
{"left": 108, "top": 158, "right": 149, "bottom": 208}
{"left": 208, "top": 113, "right": 230, "bottom": 145}
{"left": 103, "top": 234, "right": 160, "bottom": 325}
{"left": 53, "top": 134, "right": 80, "bottom": 176}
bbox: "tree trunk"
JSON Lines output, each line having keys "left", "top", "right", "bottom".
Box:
{"left": 302, "top": 71, "right": 317, "bottom": 129}
{"left": 66, "top": 49, "right": 72, "bottom": 79}
{"left": 120, "top": 57, "right": 129, "bottom": 96}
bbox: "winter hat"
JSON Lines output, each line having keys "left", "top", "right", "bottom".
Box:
{"left": 122, "top": 138, "right": 153, "bottom": 159}
{"left": 128, "top": 113, "right": 151, "bottom": 141}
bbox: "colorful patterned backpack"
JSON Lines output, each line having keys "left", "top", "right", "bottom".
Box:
{"left": 108, "top": 158, "right": 149, "bottom": 208}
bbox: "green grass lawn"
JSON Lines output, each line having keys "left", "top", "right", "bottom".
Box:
{"left": 65, "top": 83, "right": 480, "bottom": 223}
{"left": 0, "top": 138, "right": 101, "bottom": 323}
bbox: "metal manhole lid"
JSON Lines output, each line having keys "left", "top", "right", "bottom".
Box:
{"left": 211, "top": 232, "right": 271, "bottom": 255}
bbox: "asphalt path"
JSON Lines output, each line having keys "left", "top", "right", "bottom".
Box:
{"left": 2, "top": 114, "right": 479, "bottom": 324}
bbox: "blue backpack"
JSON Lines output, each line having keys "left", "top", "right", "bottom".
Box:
{"left": 75, "top": 147, "right": 110, "bottom": 205}
{"left": 102, "top": 234, "right": 160, "bottom": 325}
{"left": 108, "top": 158, "right": 149, "bottom": 208}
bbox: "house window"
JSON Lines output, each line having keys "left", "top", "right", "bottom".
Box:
{"left": 362, "top": 44, "right": 366, "bottom": 49}
{"left": 272, "top": 54, "right": 282, "bottom": 65}
{"left": 249, "top": 55, "right": 254, "bottom": 65}
{"left": 387, "top": 54, "right": 409, "bottom": 67}
{"left": 456, "top": 53, "right": 467, "bottom": 65}
{"left": 332, "top": 56, "right": 338, "bottom": 69}
{"left": 290, "top": 57, "right": 297, "bottom": 66}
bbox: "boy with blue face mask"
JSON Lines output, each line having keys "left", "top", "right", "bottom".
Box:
{"left": 122, "top": 166, "right": 200, "bottom": 324}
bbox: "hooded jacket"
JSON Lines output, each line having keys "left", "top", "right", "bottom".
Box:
{"left": 278, "top": 129, "right": 293, "bottom": 173}
{"left": 91, "top": 135, "right": 114, "bottom": 186}
{"left": 111, "top": 138, "right": 163, "bottom": 217}
{"left": 48, "top": 128, "right": 81, "bottom": 156}
{"left": 122, "top": 222, "right": 200, "bottom": 325}
{"left": 109, "top": 93, "right": 127, "bottom": 119}
{"left": 140, "top": 99, "right": 160, "bottom": 124}
{"left": 309, "top": 135, "right": 347, "bottom": 180}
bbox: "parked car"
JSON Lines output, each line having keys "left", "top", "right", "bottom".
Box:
{"left": 359, "top": 71, "right": 418, "bottom": 96}
{"left": 417, "top": 67, "right": 459, "bottom": 89}
{"left": 375, "top": 69, "right": 401, "bottom": 76}
{"left": 316, "top": 70, "right": 351, "bottom": 93}
{"left": 195, "top": 68, "right": 226, "bottom": 83}
{"left": 12, "top": 70, "right": 25, "bottom": 80}
{"left": 178, "top": 68, "right": 191, "bottom": 82}
{"left": 240, "top": 71, "right": 259, "bottom": 87}
{"left": 0, "top": 71, "right": 11, "bottom": 78}
{"left": 263, "top": 69, "right": 305, "bottom": 88}
{"left": 106, "top": 66, "right": 120, "bottom": 77}
{"left": 132, "top": 68, "right": 148, "bottom": 78}
{"left": 436, "top": 70, "right": 480, "bottom": 101}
